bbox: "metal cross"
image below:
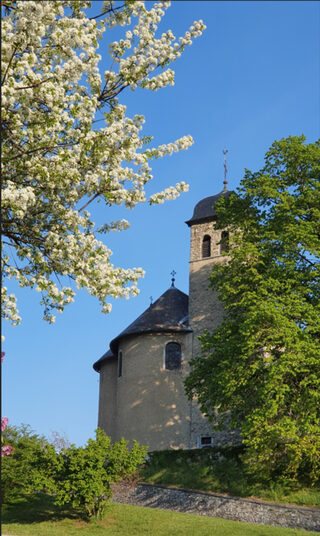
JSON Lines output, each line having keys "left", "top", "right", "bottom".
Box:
{"left": 170, "top": 270, "right": 176, "bottom": 287}
{"left": 149, "top": 296, "right": 153, "bottom": 306}
{"left": 223, "top": 148, "right": 228, "bottom": 192}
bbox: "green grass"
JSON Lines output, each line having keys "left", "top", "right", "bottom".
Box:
{"left": 139, "top": 448, "right": 320, "bottom": 507}
{"left": 1, "top": 493, "right": 318, "bottom": 536}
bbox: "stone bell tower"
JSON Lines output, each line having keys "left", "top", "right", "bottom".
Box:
{"left": 185, "top": 180, "right": 233, "bottom": 448}
{"left": 186, "top": 186, "right": 231, "bottom": 351}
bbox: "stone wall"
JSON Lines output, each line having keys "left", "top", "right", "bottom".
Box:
{"left": 98, "top": 357, "right": 117, "bottom": 439}
{"left": 112, "top": 482, "right": 320, "bottom": 532}
{"left": 99, "top": 331, "right": 195, "bottom": 451}
{"left": 188, "top": 220, "right": 228, "bottom": 341}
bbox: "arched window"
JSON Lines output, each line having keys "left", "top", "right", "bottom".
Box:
{"left": 220, "top": 231, "right": 229, "bottom": 253}
{"left": 118, "top": 351, "right": 123, "bottom": 377}
{"left": 165, "top": 342, "right": 181, "bottom": 370}
{"left": 202, "top": 235, "right": 211, "bottom": 258}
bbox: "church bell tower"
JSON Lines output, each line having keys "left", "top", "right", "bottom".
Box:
{"left": 185, "top": 167, "right": 233, "bottom": 447}
{"left": 186, "top": 187, "right": 231, "bottom": 352}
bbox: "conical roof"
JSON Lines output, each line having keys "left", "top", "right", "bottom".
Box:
{"left": 186, "top": 189, "right": 233, "bottom": 226}
{"left": 93, "top": 286, "right": 191, "bottom": 372}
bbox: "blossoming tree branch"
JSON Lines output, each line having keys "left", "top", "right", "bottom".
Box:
{"left": 1, "top": 0, "right": 206, "bottom": 324}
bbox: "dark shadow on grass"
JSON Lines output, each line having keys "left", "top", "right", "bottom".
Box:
{"left": 140, "top": 448, "right": 257, "bottom": 498}
{"left": 2, "top": 493, "right": 87, "bottom": 524}
{"left": 140, "top": 449, "right": 320, "bottom": 507}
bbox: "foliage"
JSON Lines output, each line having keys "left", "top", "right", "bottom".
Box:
{"left": 2, "top": 494, "right": 316, "bottom": 536}
{"left": 141, "top": 447, "right": 249, "bottom": 497}
{"left": 185, "top": 136, "right": 320, "bottom": 484}
{"left": 1, "top": 423, "right": 57, "bottom": 504}
{"left": 1, "top": 425, "right": 147, "bottom": 519}
{"left": 53, "top": 428, "right": 147, "bottom": 519}
{"left": 140, "top": 448, "right": 320, "bottom": 507}
{"left": 1, "top": 1, "right": 206, "bottom": 324}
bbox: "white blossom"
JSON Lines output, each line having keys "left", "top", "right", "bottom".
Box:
{"left": 1, "top": 1, "right": 205, "bottom": 324}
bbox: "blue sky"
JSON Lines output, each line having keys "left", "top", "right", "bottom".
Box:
{"left": 2, "top": 1, "right": 319, "bottom": 446}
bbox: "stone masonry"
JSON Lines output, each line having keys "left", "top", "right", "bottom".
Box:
{"left": 112, "top": 482, "right": 320, "bottom": 533}
{"left": 188, "top": 220, "right": 238, "bottom": 448}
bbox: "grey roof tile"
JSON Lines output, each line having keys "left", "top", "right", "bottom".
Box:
{"left": 186, "top": 189, "right": 234, "bottom": 226}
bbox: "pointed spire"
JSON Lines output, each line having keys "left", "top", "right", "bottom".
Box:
{"left": 170, "top": 270, "right": 176, "bottom": 287}
{"left": 223, "top": 148, "right": 228, "bottom": 192}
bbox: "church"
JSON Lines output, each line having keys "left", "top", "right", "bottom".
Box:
{"left": 93, "top": 183, "right": 239, "bottom": 451}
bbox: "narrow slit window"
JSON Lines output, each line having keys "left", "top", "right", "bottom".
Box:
{"left": 165, "top": 342, "right": 181, "bottom": 370}
{"left": 220, "top": 231, "right": 229, "bottom": 253}
{"left": 202, "top": 235, "right": 211, "bottom": 258}
{"left": 118, "top": 351, "right": 123, "bottom": 377}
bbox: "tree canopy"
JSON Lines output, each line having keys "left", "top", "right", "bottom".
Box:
{"left": 185, "top": 136, "right": 320, "bottom": 483}
{"left": 1, "top": 1, "right": 205, "bottom": 324}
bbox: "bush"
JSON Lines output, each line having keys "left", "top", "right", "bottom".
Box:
{"left": 146, "top": 445, "right": 244, "bottom": 468}
{"left": 53, "top": 428, "right": 147, "bottom": 519}
{"left": 1, "top": 424, "right": 57, "bottom": 504}
{"left": 2, "top": 425, "right": 147, "bottom": 519}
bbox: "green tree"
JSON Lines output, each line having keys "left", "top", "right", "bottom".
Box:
{"left": 53, "top": 428, "right": 147, "bottom": 519}
{"left": 1, "top": 424, "right": 57, "bottom": 504}
{"left": 185, "top": 136, "right": 320, "bottom": 484}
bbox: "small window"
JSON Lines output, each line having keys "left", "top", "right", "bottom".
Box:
{"left": 200, "top": 436, "right": 214, "bottom": 447}
{"left": 220, "top": 231, "right": 229, "bottom": 253}
{"left": 202, "top": 235, "right": 211, "bottom": 258}
{"left": 165, "top": 342, "right": 181, "bottom": 370}
{"left": 118, "top": 351, "right": 122, "bottom": 377}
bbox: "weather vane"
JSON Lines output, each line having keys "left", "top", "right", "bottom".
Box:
{"left": 223, "top": 148, "right": 228, "bottom": 192}
{"left": 170, "top": 270, "right": 176, "bottom": 287}
{"left": 149, "top": 296, "right": 153, "bottom": 306}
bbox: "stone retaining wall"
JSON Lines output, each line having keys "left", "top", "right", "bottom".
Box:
{"left": 112, "top": 482, "right": 320, "bottom": 532}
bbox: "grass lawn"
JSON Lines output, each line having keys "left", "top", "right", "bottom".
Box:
{"left": 1, "top": 493, "right": 318, "bottom": 536}
{"left": 139, "top": 448, "right": 320, "bottom": 508}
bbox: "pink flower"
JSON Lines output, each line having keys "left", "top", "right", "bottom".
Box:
{"left": 1, "top": 445, "right": 14, "bottom": 457}
{"left": 1, "top": 351, "right": 5, "bottom": 363}
{"left": 1, "top": 416, "right": 9, "bottom": 431}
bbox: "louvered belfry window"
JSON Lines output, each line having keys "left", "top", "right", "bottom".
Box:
{"left": 202, "top": 235, "right": 211, "bottom": 258}
{"left": 165, "top": 342, "right": 181, "bottom": 370}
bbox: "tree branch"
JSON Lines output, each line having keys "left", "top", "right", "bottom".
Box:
{"left": 1, "top": 44, "right": 18, "bottom": 86}
{"left": 78, "top": 192, "right": 101, "bottom": 213}
{"left": 89, "top": 3, "right": 125, "bottom": 21}
{"left": 15, "top": 77, "right": 54, "bottom": 91}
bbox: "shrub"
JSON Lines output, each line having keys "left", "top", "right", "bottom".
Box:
{"left": 2, "top": 425, "right": 147, "bottom": 519}
{"left": 1, "top": 424, "right": 57, "bottom": 504}
{"left": 53, "top": 428, "right": 147, "bottom": 519}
